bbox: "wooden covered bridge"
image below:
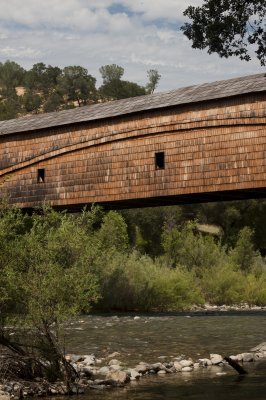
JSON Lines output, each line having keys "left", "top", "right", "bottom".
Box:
{"left": 0, "top": 73, "right": 266, "bottom": 211}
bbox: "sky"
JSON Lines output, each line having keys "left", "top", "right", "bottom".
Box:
{"left": 0, "top": 0, "right": 264, "bottom": 91}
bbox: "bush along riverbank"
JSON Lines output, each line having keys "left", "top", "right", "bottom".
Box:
{"left": 1, "top": 204, "right": 266, "bottom": 314}
{"left": 1, "top": 343, "right": 266, "bottom": 398}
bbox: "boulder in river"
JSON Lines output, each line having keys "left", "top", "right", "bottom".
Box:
{"left": 180, "top": 359, "right": 193, "bottom": 367}
{"left": 210, "top": 354, "right": 223, "bottom": 365}
{"left": 181, "top": 366, "right": 193, "bottom": 372}
{"left": 241, "top": 353, "right": 254, "bottom": 362}
{"left": 126, "top": 369, "right": 141, "bottom": 381}
{"left": 105, "top": 370, "right": 130, "bottom": 384}
{"left": 108, "top": 359, "right": 121, "bottom": 366}
{"left": 250, "top": 342, "right": 266, "bottom": 352}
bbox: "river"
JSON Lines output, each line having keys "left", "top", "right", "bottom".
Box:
{"left": 64, "top": 312, "right": 266, "bottom": 400}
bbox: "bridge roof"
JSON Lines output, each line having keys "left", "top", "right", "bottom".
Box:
{"left": 0, "top": 73, "right": 265, "bottom": 136}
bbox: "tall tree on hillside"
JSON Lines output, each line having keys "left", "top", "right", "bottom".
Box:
{"left": 0, "top": 60, "right": 25, "bottom": 93}
{"left": 99, "top": 64, "right": 124, "bottom": 83}
{"left": 24, "top": 63, "right": 62, "bottom": 97}
{"left": 23, "top": 63, "right": 63, "bottom": 113}
{"left": 58, "top": 66, "right": 97, "bottom": 107}
{"left": 0, "top": 61, "right": 25, "bottom": 120}
{"left": 146, "top": 69, "right": 161, "bottom": 94}
{"left": 181, "top": 0, "right": 266, "bottom": 66}
{"left": 98, "top": 64, "right": 146, "bottom": 100}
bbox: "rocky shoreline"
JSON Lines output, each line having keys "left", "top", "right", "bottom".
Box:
{"left": 1, "top": 342, "right": 266, "bottom": 399}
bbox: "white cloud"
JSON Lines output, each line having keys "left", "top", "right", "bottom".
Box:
{"left": 119, "top": 0, "right": 203, "bottom": 22}
{"left": 0, "top": 0, "right": 263, "bottom": 91}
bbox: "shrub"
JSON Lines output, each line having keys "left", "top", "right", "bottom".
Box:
{"left": 200, "top": 263, "right": 246, "bottom": 305}
{"left": 150, "top": 265, "right": 204, "bottom": 311}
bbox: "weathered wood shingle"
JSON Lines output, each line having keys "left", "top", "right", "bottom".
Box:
{"left": 0, "top": 73, "right": 265, "bottom": 136}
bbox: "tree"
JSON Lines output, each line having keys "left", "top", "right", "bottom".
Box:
{"left": 43, "top": 91, "right": 64, "bottom": 112}
{"left": 146, "top": 69, "right": 161, "bottom": 94}
{"left": 98, "top": 64, "right": 146, "bottom": 100}
{"left": 23, "top": 63, "right": 64, "bottom": 113}
{"left": 230, "top": 226, "right": 258, "bottom": 272}
{"left": 99, "top": 64, "right": 124, "bottom": 83}
{"left": 24, "top": 63, "right": 62, "bottom": 98}
{"left": 58, "top": 66, "right": 97, "bottom": 107}
{"left": 0, "top": 92, "right": 22, "bottom": 120}
{"left": 0, "top": 61, "right": 25, "bottom": 120}
{"left": 0, "top": 205, "right": 99, "bottom": 389}
{"left": 0, "top": 60, "right": 25, "bottom": 92}
{"left": 22, "top": 90, "right": 42, "bottom": 113}
{"left": 161, "top": 221, "right": 224, "bottom": 273}
{"left": 181, "top": 0, "right": 266, "bottom": 66}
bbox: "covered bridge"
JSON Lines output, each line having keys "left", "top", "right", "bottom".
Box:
{"left": 0, "top": 73, "right": 266, "bottom": 210}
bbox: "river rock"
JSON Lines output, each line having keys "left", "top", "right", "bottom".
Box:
{"left": 210, "top": 354, "right": 223, "bottom": 365}
{"left": 67, "top": 354, "right": 84, "bottom": 363}
{"left": 135, "top": 363, "right": 150, "bottom": 374}
{"left": 109, "top": 364, "right": 122, "bottom": 372}
{"left": 98, "top": 366, "right": 110, "bottom": 376}
{"left": 181, "top": 366, "right": 193, "bottom": 372}
{"left": 150, "top": 362, "right": 164, "bottom": 372}
{"left": 107, "top": 352, "right": 120, "bottom": 359}
{"left": 180, "top": 359, "right": 193, "bottom": 367}
{"left": 0, "top": 395, "right": 10, "bottom": 400}
{"left": 81, "top": 366, "right": 94, "bottom": 377}
{"left": 157, "top": 370, "right": 166, "bottom": 375}
{"left": 108, "top": 359, "right": 121, "bottom": 366}
{"left": 83, "top": 355, "right": 96, "bottom": 366}
{"left": 233, "top": 354, "right": 243, "bottom": 362}
{"left": 173, "top": 361, "right": 182, "bottom": 371}
{"left": 198, "top": 358, "right": 212, "bottom": 366}
{"left": 173, "top": 356, "right": 183, "bottom": 362}
{"left": 105, "top": 370, "right": 129, "bottom": 384}
{"left": 250, "top": 342, "right": 266, "bottom": 352}
{"left": 127, "top": 369, "right": 141, "bottom": 381}
{"left": 242, "top": 353, "right": 254, "bottom": 362}
{"left": 70, "top": 384, "right": 85, "bottom": 394}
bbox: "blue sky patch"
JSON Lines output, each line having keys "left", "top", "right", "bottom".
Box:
{"left": 108, "top": 3, "right": 138, "bottom": 18}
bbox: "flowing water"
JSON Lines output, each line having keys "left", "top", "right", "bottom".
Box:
{"left": 63, "top": 312, "right": 266, "bottom": 399}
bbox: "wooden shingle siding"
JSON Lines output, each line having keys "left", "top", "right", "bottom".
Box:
{"left": 0, "top": 74, "right": 266, "bottom": 210}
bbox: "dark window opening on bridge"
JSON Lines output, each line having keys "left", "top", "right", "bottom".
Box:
{"left": 37, "top": 168, "right": 45, "bottom": 183}
{"left": 155, "top": 152, "right": 165, "bottom": 169}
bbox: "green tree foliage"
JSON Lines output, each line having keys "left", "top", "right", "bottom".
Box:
{"left": 97, "top": 211, "right": 129, "bottom": 253}
{"left": 23, "top": 63, "right": 64, "bottom": 113}
{"left": 22, "top": 90, "right": 43, "bottom": 113}
{"left": 146, "top": 69, "right": 161, "bottom": 94}
{"left": 193, "top": 200, "right": 266, "bottom": 253}
{"left": 121, "top": 206, "right": 184, "bottom": 256}
{"left": 161, "top": 221, "right": 225, "bottom": 272}
{"left": 24, "top": 63, "right": 62, "bottom": 98}
{"left": 58, "top": 66, "right": 97, "bottom": 106}
{"left": 0, "top": 60, "right": 25, "bottom": 120}
{"left": 181, "top": 0, "right": 266, "bottom": 66}
{"left": 43, "top": 92, "right": 63, "bottom": 113}
{"left": 200, "top": 263, "right": 246, "bottom": 305}
{"left": 99, "top": 64, "right": 124, "bottom": 83}
{"left": 0, "top": 204, "right": 99, "bottom": 385}
{"left": 0, "top": 93, "right": 22, "bottom": 120}
{"left": 229, "top": 226, "right": 258, "bottom": 272}
{"left": 0, "top": 60, "right": 25, "bottom": 93}
{"left": 0, "top": 60, "right": 161, "bottom": 120}
{"left": 98, "top": 64, "right": 146, "bottom": 100}
{"left": 1, "top": 200, "right": 266, "bottom": 325}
